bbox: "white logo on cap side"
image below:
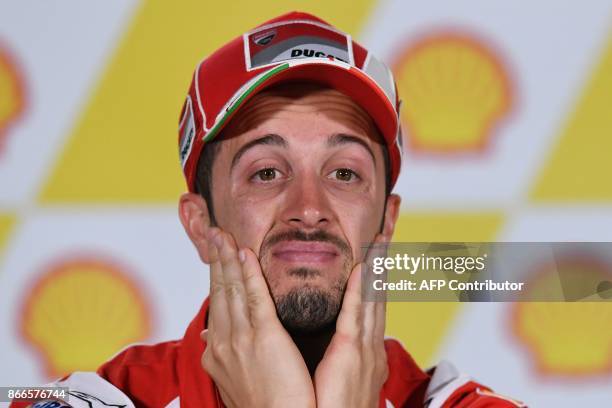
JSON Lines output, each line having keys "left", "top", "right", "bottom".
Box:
{"left": 179, "top": 96, "right": 196, "bottom": 168}
{"left": 362, "top": 52, "right": 396, "bottom": 106}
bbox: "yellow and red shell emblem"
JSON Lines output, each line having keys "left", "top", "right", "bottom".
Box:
{"left": 393, "top": 31, "right": 513, "bottom": 152}
{"left": 0, "top": 41, "right": 26, "bottom": 153}
{"left": 20, "top": 256, "right": 153, "bottom": 379}
{"left": 513, "top": 257, "right": 612, "bottom": 377}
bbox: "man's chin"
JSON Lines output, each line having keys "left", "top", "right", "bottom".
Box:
{"left": 274, "top": 286, "right": 342, "bottom": 335}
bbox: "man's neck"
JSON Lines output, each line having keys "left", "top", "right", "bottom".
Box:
{"left": 291, "top": 327, "right": 335, "bottom": 376}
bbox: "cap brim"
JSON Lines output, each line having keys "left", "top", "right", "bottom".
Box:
{"left": 203, "top": 60, "right": 399, "bottom": 171}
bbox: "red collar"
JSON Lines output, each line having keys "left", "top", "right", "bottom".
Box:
{"left": 177, "top": 298, "right": 430, "bottom": 407}
{"left": 177, "top": 298, "right": 220, "bottom": 408}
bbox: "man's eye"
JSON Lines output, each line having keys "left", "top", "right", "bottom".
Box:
{"left": 330, "top": 168, "right": 358, "bottom": 182}
{"left": 253, "top": 168, "right": 278, "bottom": 182}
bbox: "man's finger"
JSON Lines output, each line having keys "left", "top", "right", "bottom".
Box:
{"left": 215, "top": 231, "right": 250, "bottom": 333}
{"left": 363, "top": 234, "right": 388, "bottom": 303}
{"left": 335, "top": 263, "right": 362, "bottom": 338}
{"left": 362, "top": 234, "right": 387, "bottom": 340}
{"left": 373, "top": 299, "right": 386, "bottom": 342}
{"left": 240, "top": 248, "right": 279, "bottom": 329}
{"left": 208, "top": 228, "right": 230, "bottom": 339}
{"left": 362, "top": 296, "right": 377, "bottom": 342}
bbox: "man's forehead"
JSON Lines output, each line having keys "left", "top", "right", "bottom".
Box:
{"left": 218, "top": 82, "right": 384, "bottom": 147}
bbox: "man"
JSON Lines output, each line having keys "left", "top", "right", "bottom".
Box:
{"left": 13, "top": 11, "right": 524, "bottom": 408}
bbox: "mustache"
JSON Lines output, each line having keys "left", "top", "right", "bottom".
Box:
{"left": 260, "top": 229, "right": 352, "bottom": 257}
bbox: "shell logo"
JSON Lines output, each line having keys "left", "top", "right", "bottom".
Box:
{"left": 20, "top": 256, "right": 153, "bottom": 379}
{"left": 513, "top": 257, "right": 612, "bottom": 378}
{"left": 0, "top": 41, "right": 26, "bottom": 154}
{"left": 392, "top": 31, "right": 513, "bottom": 152}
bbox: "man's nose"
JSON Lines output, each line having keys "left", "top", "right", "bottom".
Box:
{"left": 281, "top": 173, "right": 333, "bottom": 230}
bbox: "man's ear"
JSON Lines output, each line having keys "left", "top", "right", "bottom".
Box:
{"left": 380, "top": 193, "right": 401, "bottom": 242}
{"left": 178, "top": 192, "right": 214, "bottom": 264}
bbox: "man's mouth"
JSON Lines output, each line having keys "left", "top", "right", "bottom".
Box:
{"left": 272, "top": 241, "right": 339, "bottom": 264}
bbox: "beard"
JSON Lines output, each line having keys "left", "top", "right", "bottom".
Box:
{"left": 259, "top": 229, "right": 353, "bottom": 334}
{"left": 275, "top": 279, "right": 345, "bottom": 334}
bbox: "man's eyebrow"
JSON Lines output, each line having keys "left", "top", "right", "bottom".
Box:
{"left": 231, "top": 133, "right": 288, "bottom": 170}
{"left": 327, "top": 133, "right": 377, "bottom": 167}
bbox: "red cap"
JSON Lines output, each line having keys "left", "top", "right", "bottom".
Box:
{"left": 178, "top": 11, "right": 403, "bottom": 192}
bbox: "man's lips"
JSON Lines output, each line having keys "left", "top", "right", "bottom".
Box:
{"left": 271, "top": 241, "right": 339, "bottom": 263}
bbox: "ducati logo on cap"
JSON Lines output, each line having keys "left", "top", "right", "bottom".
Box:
{"left": 245, "top": 20, "right": 353, "bottom": 71}
{"left": 253, "top": 30, "right": 276, "bottom": 46}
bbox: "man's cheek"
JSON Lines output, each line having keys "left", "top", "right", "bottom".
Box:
{"left": 337, "top": 211, "right": 376, "bottom": 260}
{"left": 233, "top": 205, "right": 275, "bottom": 252}
{"left": 235, "top": 184, "right": 286, "bottom": 204}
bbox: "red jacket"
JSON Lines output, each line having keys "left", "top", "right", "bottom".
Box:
{"left": 12, "top": 298, "right": 525, "bottom": 407}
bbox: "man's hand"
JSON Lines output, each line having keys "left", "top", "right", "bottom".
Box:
{"left": 313, "top": 236, "right": 388, "bottom": 408}
{"left": 201, "top": 228, "right": 316, "bottom": 408}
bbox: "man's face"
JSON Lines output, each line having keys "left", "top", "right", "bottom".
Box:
{"left": 207, "top": 84, "right": 394, "bottom": 333}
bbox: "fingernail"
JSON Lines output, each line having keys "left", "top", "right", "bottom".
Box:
{"left": 238, "top": 249, "right": 246, "bottom": 263}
